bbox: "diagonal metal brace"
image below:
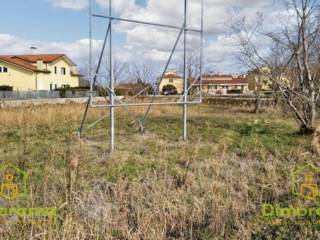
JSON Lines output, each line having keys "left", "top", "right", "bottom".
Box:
{"left": 79, "top": 22, "right": 112, "bottom": 135}
{"left": 140, "top": 24, "right": 185, "bottom": 129}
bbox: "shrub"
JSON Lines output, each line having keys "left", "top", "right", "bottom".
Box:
{"left": 162, "top": 84, "right": 178, "bottom": 95}
{"left": 0, "top": 85, "right": 13, "bottom": 91}
{"left": 115, "top": 88, "right": 126, "bottom": 96}
{"left": 227, "top": 89, "right": 242, "bottom": 94}
{"left": 55, "top": 86, "right": 90, "bottom": 98}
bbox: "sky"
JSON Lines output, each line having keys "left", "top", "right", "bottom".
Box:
{"left": 0, "top": 0, "right": 278, "bottom": 76}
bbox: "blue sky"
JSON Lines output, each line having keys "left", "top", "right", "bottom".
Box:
{"left": 3, "top": 0, "right": 104, "bottom": 42}
{"left": 0, "top": 0, "right": 275, "bottom": 74}
{"left": 2, "top": 0, "right": 147, "bottom": 42}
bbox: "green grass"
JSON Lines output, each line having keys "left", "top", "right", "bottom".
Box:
{"left": 0, "top": 103, "right": 317, "bottom": 239}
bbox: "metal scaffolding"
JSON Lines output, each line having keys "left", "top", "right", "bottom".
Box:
{"left": 79, "top": 0, "right": 204, "bottom": 152}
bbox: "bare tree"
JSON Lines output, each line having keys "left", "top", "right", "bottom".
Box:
{"left": 248, "top": 68, "right": 273, "bottom": 113}
{"left": 187, "top": 51, "right": 201, "bottom": 80}
{"left": 106, "top": 58, "right": 130, "bottom": 84}
{"left": 131, "top": 60, "right": 157, "bottom": 86}
{"left": 88, "top": 58, "right": 130, "bottom": 87}
{"left": 78, "top": 57, "right": 91, "bottom": 83}
{"left": 233, "top": 0, "right": 320, "bottom": 134}
{"left": 178, "top": 49, "right": 209, "bottom": 80}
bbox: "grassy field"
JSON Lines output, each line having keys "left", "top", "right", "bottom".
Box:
{"left": 0, "top": 103, "right": 319, "bottom": 239}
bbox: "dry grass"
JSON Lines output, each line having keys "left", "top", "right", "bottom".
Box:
{"left": 0, "top": 103, "right": 317, "bottom": 239}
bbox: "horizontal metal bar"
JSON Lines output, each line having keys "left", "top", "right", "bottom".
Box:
{"left": 90, "top": 100, "right": 202, "bottom": 108}
{"left": 92, "top": 14, "right": 202, "bottom": 33}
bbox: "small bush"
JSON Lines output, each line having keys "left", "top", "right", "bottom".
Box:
{"left": 162, "top": 84, "right": 178, "bottom": 95}
{"left": 0, "top": 85, "right": 13, "bottom": 91}
{"left": 227, "top": 89, "right": 242, "bottom": 94}
{"left": 115, "top": 88, "right": 126, "bottom": 96}
{"left": 55, "top": 86, "right": 90, "bottom": 98}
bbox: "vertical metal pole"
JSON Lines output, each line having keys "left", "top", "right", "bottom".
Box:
{"left": 183, "top": 0, "right": 188, "bottom": 141}
{"left": 89, "top": 0, "right": 93, "bottom": 105}
{"left": 199, "top": 0, "right": 204, "bottom": 102}
{"left": 109, "top": 0, "right": 115, "bottom": 151}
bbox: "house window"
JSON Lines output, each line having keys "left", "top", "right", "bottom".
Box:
{"left": 3, "top": 67, "right": 7, "bottom": 73}
{"left": 61, "top": 67, "right": 66, "bottom": 75}
{"left": 54, "top": 66, "right": 57, "bottom": 74}
{"left": 50, "top": 84, "right": 53, "bottom": 91}
{"left": 169, "top": 78, "right": 173, "bottom": 83}
{"left": 55, "top": 84, "right": 57, "bottom": 89}
{"left": 0, "top": 67, "right": 2, "bottom": 73}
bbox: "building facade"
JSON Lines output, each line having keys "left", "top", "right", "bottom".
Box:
{"left": 193, "top": 74, "right": 249, "bottom": 95}
{"left": 159, "top": 71, "right": 184, "bottom": 94}
{"left": 0, "top": 54, "right": 80, "bottom": 91}
{"left": 159, "top": 72, "right": 249, "bottom": 95}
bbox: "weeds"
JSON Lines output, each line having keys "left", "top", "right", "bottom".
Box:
{"left": 0, "top": 103, "right": 316, "bottom": 239}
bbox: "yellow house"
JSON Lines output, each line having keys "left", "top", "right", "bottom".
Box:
{"left": 159, "top": 71, "right": 184, "bottom": 94}
{"left": 0, "top": 54, "right": 80, "bottom": 91}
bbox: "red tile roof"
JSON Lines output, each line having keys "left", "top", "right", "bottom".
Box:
{"left": 0, "top": 56, "right": 37, "bottom": 71}
{"left": 0, "top": 54, "right": 66, "bottom": 72}
{"left": 15, "top": 54, "right": 64, "bottom": 63}
{"left": 203, "top": 78, "right": 248, "bottom": 85}
{"left": 164, "top": 73, "right": 183, "bottom": 78}
{"left": 195, "top": 76, "right": 248, "bottom": 85}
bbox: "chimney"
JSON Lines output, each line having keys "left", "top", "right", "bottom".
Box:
{"left": 37, "top": 60, "right": 44, "bottom": 71}
{"left": 30, "top": 46, "right": 37, "bottom": 55}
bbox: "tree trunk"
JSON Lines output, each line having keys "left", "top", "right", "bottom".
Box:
{"left": 254, "top": 87, "right": 262, "bottom": 114}
{"left": 299, "top": 124, "right": 315, "bottom": 135}
{"left": 309, "top": 87, "right": 316, "bottom": 130}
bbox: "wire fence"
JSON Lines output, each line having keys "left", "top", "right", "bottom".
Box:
{"left": 0, "top": 90, "right": 97, "bottom": 100}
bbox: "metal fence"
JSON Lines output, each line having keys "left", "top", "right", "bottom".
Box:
{"left": 0, "top": 90, "right": 96, "bottom": 100}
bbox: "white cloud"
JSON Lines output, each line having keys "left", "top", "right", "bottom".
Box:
{"left": 105, "top": 0, "right": 275, "bottom": 71}
{"left": 204, "top": 34, "right": 241, "bottom": 73}
{"left": 13, "top": 0, "right": 284, "bottom": 73}
{"left": 112, "top": 0, "right": 273, "bottom": 34}
{"left": 47, "top": 0, "right": 88, "bottom": 10}
{"left": 0, "top": 34, "right": 101, "bottom": 66}
{"left": 47, "top": 0, "right": 273, "bottom": 33}
{"left": 0, "top": 33, "right": 134, "bottom": 79}
{"left": 48, "top": 0, "right": 137, "bottom": 12}
{"left": 95, "top": 0, "right": 137, "bottom": 14}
